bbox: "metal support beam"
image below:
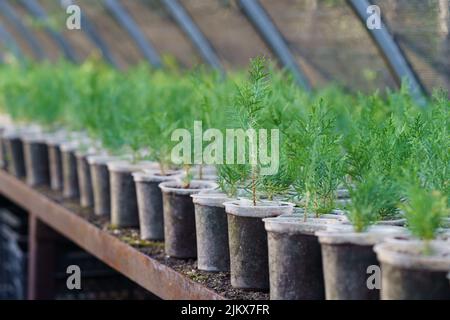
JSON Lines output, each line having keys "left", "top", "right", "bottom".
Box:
{"left": 161, "top": 0, "right": 224, "bottom": 72}
{"left": 347, "top": 0, "right": 427, "bottom": 105}
{"left": 19, "top": 0, "right": 78, "bottom": 63}
{"left": 0, "top": 0, "right": 46, "bottom": 60}
{"left": 0, "top": 22, "right": 24, "bottom": 61}
{"left": 60, "top": 0, "right": 118, "bottom": 67}
{"left": 27, "top": 214, "right": 58, "bottom": 300}
{"left": 237, "top": 0, "right": 311, "bottom": 91}
{"left": 0, "top": 171, "right": 226, "bottom": 300}
{"left": 103, "top": 0, "right": 161, "bottom": 67}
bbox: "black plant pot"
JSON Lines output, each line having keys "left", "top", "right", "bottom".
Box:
{"left": 192, "top": 192, "right": 232, "bottom": 272}
{"left": 3, "top": 132, "right": 26, "bottom": 178}
{"left": 46, "top": 136, "right": 65, "bottom": 191}
{"left": 23, "top": 135, "right": 50, "bottom": 187}
{"left": 264, "top": 217, "right": 341, "bottom": 300}
{"left": 76, "top": 150, "right": 95, "bottom": 208}
{"left": 317, "top": 225, "right": 407, "bottom": 300}
{"left": 61, "top": 142, "right": 79, "bottom": 199}
{"left": 88, "top": 155, "right": 116, "bottom": 217}
{"left": 133, "top": 170, "right": 181, "bottom": 241}
{"left": 159, "top": 181, "right": 217, "bottom": 259}
{"left": 108, "top": 161, "right": 157, "bottom": 228}
{"left": 224, "top": 200, "right": 294, "bottom": 290}
{"left": 0, "top": 128, "right": 7, "bottom": 169}
{"left": 375, "top": 240, "right": 450, "bottom": 300}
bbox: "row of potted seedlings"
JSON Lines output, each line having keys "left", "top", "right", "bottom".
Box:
{"left": 1, "top": 124, "right": 449, "bottom": 300}
{"left": 0, "top": 58, "right": 448, "bottom": 300}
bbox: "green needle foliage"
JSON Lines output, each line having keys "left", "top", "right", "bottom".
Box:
{"left": 0, "top": 57, "right": 448, "bottom": 220}
{"left": 231, "top": 57, "right": 270, "bottom": 205}
{"left": 288, "top": 101, "right": 345, "bottom": 219}
{"left": 401, "top": 186, "right": 448, "bottom": 242}
{"left": 346, "top": 173, "right": 399, "bottom": 232}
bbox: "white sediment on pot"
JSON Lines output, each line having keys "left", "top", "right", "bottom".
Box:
{"left": 278, "top": 207, "right": 348, "bottom": 221}
{"left": 264, "top": 217, "right": 343, "bottom": 235}
{"left": 224, "top": 199, "right": 295, "bottom": 218}
{"left": 86, "top": 154, "right": 119, "bottom": 165}
{"left": 316, "top": 225, "right": 408, "bottom": 246}
{"left": 191, "top": 191, "right": 232, "bottom": 208}
{"left": 60, "top": 140, "right": 80, "bottom": 152}
{"left": 159, "top": 180, "right": 218, "bottom": 195}
{"left": 374, "top": 240, "right": 450, "bottom": 271}
{"left": 107, "top": 160, "right": 159, "bottom": 173}
{"left": 21, "top": 132, "right": 49, "bottom": 143}
{"left": 132, "top": 169, "right": 182, "bottom": 183}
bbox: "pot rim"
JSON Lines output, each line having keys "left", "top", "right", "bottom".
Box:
{"left": 224, "top": 199, "right": 294, "bottom": 218}
{"left": 264, "top": 217, "right": 343, "bottom": 235}
{"left": 191, "top": 191, "right": 233, "bottom": 208}
{"left": 316, "top": 225, "right": 408, "bottom": 246}
{"left": 374, "top": 240, "right": 450, "bottom": 271}
{"left": 107, "top": 160, "right": 158, "bottom": 173}
{"left": 86, "top": 154, "right": 118, "bottom": 165}
{"left": 132, "top": 169, "right": 182, "bottom": 183}
{"left": 60, "top": 141, "right": 80, "bottom": 152}
{"left": 159, "top": 180, "right": 218, "bottom": 195}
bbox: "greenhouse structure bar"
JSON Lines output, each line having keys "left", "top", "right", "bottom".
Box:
{"left": 161, "top": 0, "right": 224, "bottom": 72}
{"left": 237, "top": 0, "right": 312, "bottom": 91}
{"left": 103, "top": 0, "right": 162, "bottom": 67}
{"left": 0, "top": 0, "right": 46, "bottom": 60}
{"left": 0, "top": 22, "right": 24, "bottom": 61}
{"left": 19, "top": 0, "right": 78, "bottom": 63}
{"left": 347, "top": 0, "right": 427, "bottom": 105}
{"left": 61, "top": 0, "right": 118, "bottom": 67}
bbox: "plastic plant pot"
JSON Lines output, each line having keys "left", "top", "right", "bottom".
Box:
{"left": 133, "top": 170, "right": 181, "bottom": 240}
{"left": 61, "top": 141, "right": 80, "bottom": 199}
{"left": 107, "top": 161, "right": 159, "bottom": 228}
{"left": 76, "top": 149, "right": 97, "bottom": 208}
{"left": 316, "top": 225, "right": 408, "bottom": 300}
{"left": 87, "top": 155, "right": 117, "bottom": 217}
{"left": 46, "top": 135, "right": 66, "bottom": 191}
{"left": 22, "top": 134, "right": 50, "bottom": 187}
{"left": 159, "top": 180, "right": 218, "bottom": 259}
{"left": 374, "top": 240, "right": 450, "bottom": 300}
{"left": 264, "top": 217, "right": 342, "bottom": 300}
{"left": 224, "top": 200, "right": 294, "bottom": 291}
{"left": 191, "top": 191, "right": 233, "bottom": 272}
{"left": 3, "top": 130, "right": 26, "bottom": 178}
{"left": 0, "top": 128, "right": 7, "bottom": 169}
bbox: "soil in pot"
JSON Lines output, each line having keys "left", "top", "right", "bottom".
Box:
{"left": 374, "top": 240, "right": 450, "bottom": 300}
{"left": 3, "top": 131, "right": 26, "bottom": 178}
{"left": 192, "top": 192, "right": 232, "bottom": 272}
{"left": 224, "top": 200, "right": 294, "bottom": 291}
{"left": 264, "top": 217, "right": 342, "bottom": 300}
{"left": 87, "top": 155, "right": 116, "bottom": 217}
{"left": 61, "top": 142, "right": 79, "bottom": 199}
{"left": 159, "top": 180, "right": 217, "bottom": 259}
{"left": 46, "top": 135, "right": 66, "bottom": 191}
{"left": 133, "top": 170, "right": 181, "bottom": 240}
{"left": 22, "top": 134, "right": 50, "bottom": 187}
{"left": 76, "top": 150, "right": 97, "bottom": 208}
{"left": 317, "top": 225, "right": 408, "bottom": 300}
{"left": 108, "top": 161, "right": 158, "bottom": 228}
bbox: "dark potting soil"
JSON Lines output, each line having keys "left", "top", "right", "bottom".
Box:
{"left": 36, "top": 186, "right": 268, "bottom": 300}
